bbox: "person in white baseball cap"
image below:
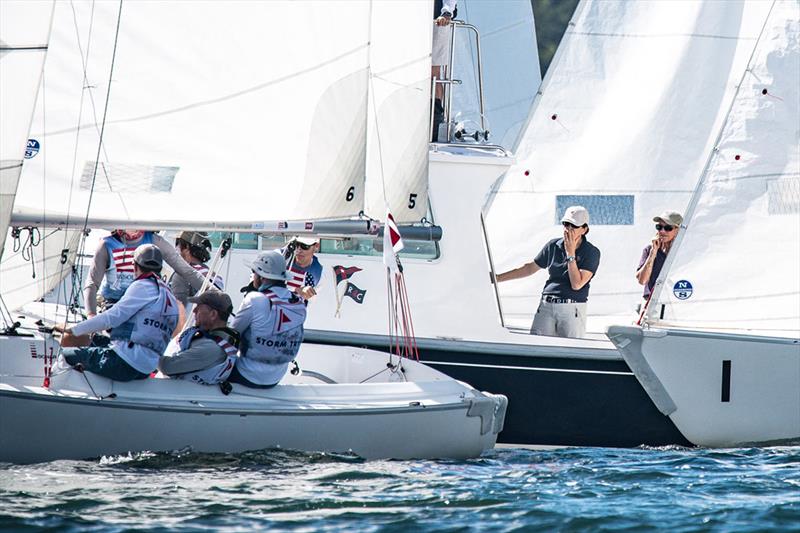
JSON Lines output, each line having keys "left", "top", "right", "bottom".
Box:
{"left": 495, "top": 205, "right": 601, "bottom": 338}
{"left": 283, "top": 236, "right": 323, "bottom": 302}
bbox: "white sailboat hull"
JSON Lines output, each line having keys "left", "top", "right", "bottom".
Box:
{"left": 0, "top": 335, "right": 506, "bottom": 463}
{"left": 607, "top": 326, "right": 800, "bottom": 447}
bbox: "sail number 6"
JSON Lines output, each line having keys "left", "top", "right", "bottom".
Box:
{"left": 346, "top": 187, "right": 355, "bottom": 202}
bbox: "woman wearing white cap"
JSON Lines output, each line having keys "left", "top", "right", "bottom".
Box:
{"left": 284, "top": 236, "right": 323, "bottom": 302}
{"left": 496, "top": 206, "right": 601, "bottom": 338}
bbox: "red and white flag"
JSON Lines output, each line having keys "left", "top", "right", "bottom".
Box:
{"left": 382, "top": 211, "right": 404, "bottom": 273}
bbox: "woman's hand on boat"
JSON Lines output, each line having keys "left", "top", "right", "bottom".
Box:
{"left": 53, "top": 323, "right": 72, "bottom": 335}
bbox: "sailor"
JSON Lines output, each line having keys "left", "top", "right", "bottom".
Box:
{"left": 430, "top": 0, "right": 457, "bottom": 141}
{"left": 228, "top": 250, "right": 307, "bottom": 388}
{"left": 495, "top": 206, "right": 601, "bottom": 339}
{"left": 55, "top": 244, "right": 180, "bottom": 381}
{"left": 635, "top": 211, "right": 683, "bottom": 301}
{"left": 283, "top": 236, "right": 323, "bottom": 302}
{"left": 171, "top": 230, "right": 225, "bottom": 309}
{"left": 84, "top": 229, "right": 205, "bottom": 318}
{"left": 158, "top": 291, "right": 239, "bottom": 385}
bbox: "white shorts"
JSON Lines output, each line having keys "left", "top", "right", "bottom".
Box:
{"left": 432, "top": 23, "right": 453, "bottom": 67}
{"left": 530, "top": 300, "right": 588, "bottom": 339}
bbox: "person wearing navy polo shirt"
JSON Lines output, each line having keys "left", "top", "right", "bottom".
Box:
{"left": 496, "top": 206, "right": 601, "bottom": 338}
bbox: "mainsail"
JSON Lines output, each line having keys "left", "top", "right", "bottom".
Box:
{"left": 646, "top": 0, "right": 800, "bottom": 335}
{"left": 0, "top": 0, "right": 53, "bottom": 255}
{"left": 485, "top": 0, "right": 775, "bottom": 322}
{"left": 12, "top": 1, "right": 433, "bottom": 231}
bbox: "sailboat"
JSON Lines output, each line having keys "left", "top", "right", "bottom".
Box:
{"left": 607, "top": 0, "right": 800, "bottom": 447}
{"left": 0, "top": 0, "right": 507, "bottom": 463}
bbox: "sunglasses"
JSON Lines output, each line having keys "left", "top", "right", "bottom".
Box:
{"left": 655, "top": 224, "right": 675, "bottom": 231}
{"left": 296, "top": 242, "right": 315, "bottom": 250}
{"left": 562, "top": 221, "right": 581, "bottom": 229}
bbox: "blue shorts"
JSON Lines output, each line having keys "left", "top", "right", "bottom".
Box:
{"left": 62, "top": 347, "right": 149, "bottom": 382}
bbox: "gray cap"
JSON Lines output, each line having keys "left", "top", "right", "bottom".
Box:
{"left": 246, "top": 250, "right": 289, "bottom": 281}
{"left": 133, "top": 243, "right": 163, "bottom": 270}
{"left": 188, "top": 290, "right": 234, "bottom": 317}
{"left": 176, "top": 230, "right": 211, "bottom": 249}
{"left": 561, "top": 205, "right": 590, "bottom": 226}
{"left": 653, "top": 211, "right": 683, "bottom": 227}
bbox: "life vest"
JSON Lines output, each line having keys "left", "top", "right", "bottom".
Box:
{"left": 175, "top": 326, "right": 239, "bottom": 385}
{"left": 191, "top": 263, "right": 225, "bottom": 290}
{"left": 237, "top": 286, "right": 306, "bottom": 382}
{"left": 99, "top": 232, "right": 154, "bottom": 302}
{"left": 110, "top": 273, "right": 178, "bottom": 355}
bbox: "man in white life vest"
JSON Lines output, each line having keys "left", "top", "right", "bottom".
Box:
{"left": 55, "top": 244, "right": 179, "bottom": 381}
{"left": 159, "top": 291, "right": 239, "bottom": 385}
{"left": 228, "top": 250, "right": 307, "bottom": 389}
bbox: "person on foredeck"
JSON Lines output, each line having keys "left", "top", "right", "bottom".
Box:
{"left": 55, "top": 244, "right": 179, "bottom": 381}
{"left": 495, "top": 206, "right": 601, "bottom": 339}
{"left": 283, "top": 236, "right": 323, "bottom": 302}
{"left": 84, "top": 229, "right": 204, "bottom": 318}
{"left": 228, "top": 250, "right": 307, "bottom": 389}
{"left": 159, "top": 291, "right": 239, "bottom": 385}
{"left": 635, "top": 211, "right": 683, "bottom": 301}
{"left": 431, "top": 0, "right": 457, "bottom": 142}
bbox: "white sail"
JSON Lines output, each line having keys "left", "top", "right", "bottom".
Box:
{"left": 485, "top": 0, "right": 774, "bottom": 325}
{"left": 13, "top": 1, "right": 377, "bottom": 228}
{"left": 647, "top": 0, "right": 800, "bottom": 335}
{"left": 0, "top": 0, "right": 53, "bottom": 255}
{"left": 0, "top": 227, "right": 82, "bottom": 313}
{"left": 364, "top": 0, "right": 432, "bottom": 223}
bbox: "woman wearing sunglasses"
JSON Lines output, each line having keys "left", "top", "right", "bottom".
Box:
{"left": 285, "top": 236, "right": 323, "bottom": 302}
{"left": 635, "top": 211, "right": 683, "bottom": 301}
{"left": 496, "top": 206, "right": 601, "bottom": 338}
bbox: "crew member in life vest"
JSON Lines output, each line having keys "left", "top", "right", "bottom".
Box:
{"left": 228, "top": 250, "right": 307, "bottom": 389}
{"left": 54, "top": 244, "right": 179, "bottom": 381}
{"left": 84, "top": 229, "right": 205, "bottom": 318}
{"left": 284, "top": 236, "right": 323, "bottom": 302}
{"left": 158, "top": 291, "right": 239, "bottom": 385}
{"left": 170, "top": 230, "right": 225, "bottom": 308}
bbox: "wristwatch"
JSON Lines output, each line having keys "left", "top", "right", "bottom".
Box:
{"left": 565, "top": 255, "right": 576, "bottom": 263}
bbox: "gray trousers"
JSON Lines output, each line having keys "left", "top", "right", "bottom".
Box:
{"left": 530, "top": 300, "right": 588, "bottom": 339}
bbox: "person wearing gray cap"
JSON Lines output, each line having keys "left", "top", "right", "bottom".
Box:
{"left": 636, "top": 210, "right": 683, "bottom": 301}
{"left": 227, "top": 250, "right": 307, "bottom": 388}
{"left": 54, "top": 244, "right": 179, "bottom": 381}
{"left": 170, "top": 230, "right": 225, "bottom": 309}
{"left": 495, "top": 206, "right": 601, "bottom": 339}
{"left": 159, "top": 291, "right": 239, "bottom": 385}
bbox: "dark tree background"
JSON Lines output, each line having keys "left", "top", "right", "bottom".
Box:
{"left": 532, "top": 0, "right": 580, "bottom": 75}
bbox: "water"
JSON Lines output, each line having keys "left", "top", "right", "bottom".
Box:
{"left": 1, "top": 446, "right": 798, "bottom": 532}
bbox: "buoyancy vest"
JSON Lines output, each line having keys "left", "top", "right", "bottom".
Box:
{"left": 237, "top": 286, "right": 306, "bottom": 383}
{"left": 99, "top": 232, "right": 154, "bottom": 302}
{"left": 110, "top": 273, "right": 178, "bottom": 354}
{"left": 175, "top": 326, "right": 239, "bottom": 385}
{"left": 191, "top": 263, "right": 225, "bottom": 290}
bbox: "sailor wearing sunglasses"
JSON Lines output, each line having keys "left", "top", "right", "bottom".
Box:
{"left": 636, "top": 211, "right": 683, "bottom": 301}
{"left": 496, "top": 206, "right": 601, "bottom": 339}
{"left": 285, "top": 236, "right": 323, "bottom": 302}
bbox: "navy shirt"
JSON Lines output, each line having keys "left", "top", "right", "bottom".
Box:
{"left": 534, "top": 237, "right": 601, "bottom": 302}
{"left": 637, "top": 244, "right": 666, "bottom": 299}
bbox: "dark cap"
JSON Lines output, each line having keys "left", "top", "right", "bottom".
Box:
{"left": 133, "top": 244, "right": 163, "bottom": 269}
{"left": 188, "top": 290, "right": 234, "bottom": 317}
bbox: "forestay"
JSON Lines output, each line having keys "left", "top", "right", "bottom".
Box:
{"left": 647, "top": 0, "right": 800, "bottom": 336}
{"left": 0, "top": 0, "right": 53, "bottom": 256}
{"left": 485, "top": 0, "right": 774, "bottom": 323}
{"left": 13, "top": 1, "right": 433, "bottom": 231}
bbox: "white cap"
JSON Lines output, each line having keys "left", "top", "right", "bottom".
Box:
{"left": 294, "top": 236, "right": 319, "bottom": 246}
{"left": 561, "top": 205, "right": 590, "bottom": 227}
{"left": 246, "top": 250, "right": 289, "bottom": 281}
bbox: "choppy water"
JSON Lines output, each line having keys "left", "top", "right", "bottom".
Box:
{"left": 1, "top": 446, "right": 798, "bottom": 532}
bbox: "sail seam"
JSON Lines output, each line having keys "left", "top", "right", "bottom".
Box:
{"left": 572, "top": 31, "right": 758, "bottom": 41}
